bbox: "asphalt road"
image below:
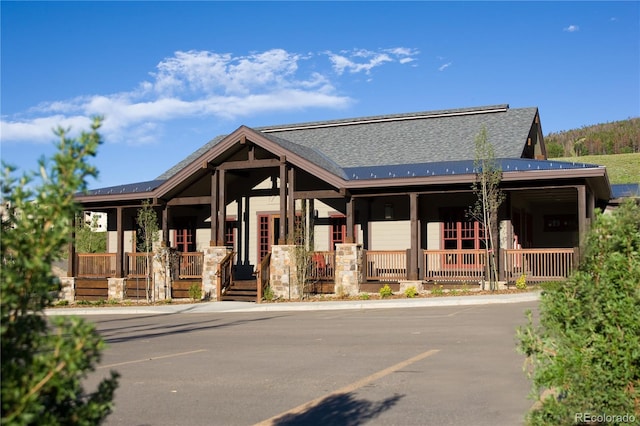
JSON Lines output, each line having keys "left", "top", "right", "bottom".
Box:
{"left": 83, "top": 301, "right": 537, "bottom": 426}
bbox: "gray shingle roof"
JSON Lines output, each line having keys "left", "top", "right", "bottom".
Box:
{"left": 155, "top": 104, "right": 537, "bottom": 182}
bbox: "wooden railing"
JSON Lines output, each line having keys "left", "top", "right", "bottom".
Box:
{"left": 126, "top": 252, "right": 150, "bottom": 278}
{"left": 309, "top": 251, "right": 335, "bottom": 281}
{"left": 77, "top": 253, "right": 116, "bottom": 278}
{"left": 365, "top": 250, "right": 407, "bottom": 281}
{"left": 179, "top": 252, "right": 204, "bottom": 279}
{"left": 423, "top": 249, "right": 486, "bottom": 282}
{"left": 216, "top": 252, "right": 235, "bottom": 300}
{"left": 256, "top": 253, "right": 271, "bottom": 303}
{"left": 504, "top": 248, "right": 575, "bottom": 283}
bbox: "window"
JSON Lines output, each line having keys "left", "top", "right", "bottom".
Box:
{"left": 174, "top": 228, "right": 194, "bottom": 252}
{"left": 258, "top": 215, "right": 270, "bottom": 263}
{"left": 330, "top": 215, "right": 346, "bottom": 250}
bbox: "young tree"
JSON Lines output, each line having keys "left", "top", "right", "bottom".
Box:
{"left": 136, "top": 200, "right": 159, "bottom": 302}
{"left": 468, "top": 127, "right": 505, "bottom": 290}
{"left": 517, "top": 200, "right": 640, "bottom": 425}
{"left": 293, "top": 199, "right": 312, "bottom": 299}
{"left": 75, "top": 212, "right": 107, "bottom": 253}
{"left": 1, "top": 118, "right": 119, "bottom": 424}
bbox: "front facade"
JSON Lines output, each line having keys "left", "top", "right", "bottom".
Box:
{"left": 67, "top": 104, "right": 612, "bottom": 301}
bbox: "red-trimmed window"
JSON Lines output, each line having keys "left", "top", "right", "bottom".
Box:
{"left": 258, "top": 215, "right": 270, "bottom": 263}
{"left": 175, "top": 228, "right": 194, "bottom": 252}
{"left": 225, "top": 219, "right": 236, "bottom": 248}
{"left": 330, "top": 215, "right": 346, "bottom": 250}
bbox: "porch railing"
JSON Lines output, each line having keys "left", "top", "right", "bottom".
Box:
{"left": 504, "top": 248, "right": 575, "bottom": 283}
{"left": 365, "top": 250, "right": 407, "bottom": 281}
{"left": 256, "top": 252, "right": 271, "bottom": 303}
{"left": 126, "top": 252, "right": 150, "bottom": 278}
{"left": 216, "top": 251, "right": 235, "bottom": 300}
{"left": 77, "top": 253, "right": 116, "bottom": 278}
{"left": 309, "top": 251, "right": 335, "bottom": 281}
{"left": 179, "top": 252, "right": 204, "bottom": 279}
{"left": 423, "top": 249, "right": 486, "bottom": 282}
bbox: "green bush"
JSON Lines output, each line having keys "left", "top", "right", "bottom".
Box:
{"left": 262, "top": 285, "right": 274, "bottom": 301}
{"left": 1, "top": 118, "right": 118, "bottom": 424}
{"left": 404, "top": 286, "right": 418, "bottom": 298}
{"left": 379, "top": 284, "right": 393, "bottom": 298}
{"left": 188, "top": 283, "right": 202, "bottom": 301}
{"left": 431, "top": 284, "right": 444, "bottom": 295}
{"left": 517, "top": 200, "right": 640, "bottom": 425}
{"left": 515, "top": 274, "right": 527, "bottom": 290}
{"left": 359, "top": 292, "right": 370, "bottom": 300}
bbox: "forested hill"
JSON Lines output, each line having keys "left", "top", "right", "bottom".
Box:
{"left": 544, "top": 117, "right": 640, "bottom": 158}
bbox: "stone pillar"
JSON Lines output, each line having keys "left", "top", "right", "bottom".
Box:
{"left": 59, "top": 277, "right": 75, "bottom": 302}
{"left": 334, "top": 243, "right": 363, "bottom": 296}
{"left": 108, "top": 278, "right": 125, "bottom": 301}
{"left": 152, "top": 247, "right": 175, "bottom": 301}
{"left": 202, "top": 246, "right": 232, "bottom": 300}
{"left": 269, "top": 245, "right": 298, "bottom": 299}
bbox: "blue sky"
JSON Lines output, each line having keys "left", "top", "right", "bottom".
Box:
{"left": 2, "top": 1, "right": 638, "bottom": 189}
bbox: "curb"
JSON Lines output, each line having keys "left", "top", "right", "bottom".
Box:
{"left": 46, "top": 291, "right": 541, "bottom": 316}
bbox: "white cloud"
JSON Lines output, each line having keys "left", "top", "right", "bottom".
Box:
{"left": 438, "top": 62, "right": 452, "bottom": 72}
{"left": 326, "top": 47, "right": 419, "bottom": 75}
{"left": 1, "top": 47, "right": 418, "bottom": 145}
{"left": 563, "top": 25, "right": 580, "bottom": 32}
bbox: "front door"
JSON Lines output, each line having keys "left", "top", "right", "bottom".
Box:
{"left": 258, "top": 214, "right": 280, "bottom": 263}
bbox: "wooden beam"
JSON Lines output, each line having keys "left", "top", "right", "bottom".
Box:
{"left": 167, "top": 196, "right": 212, "bottom": 206}
{"left": 293, "top": 189, "right": 344, "bottom": 199}
{"left": 217, "top": 158, "right": 280, "bottom": 170}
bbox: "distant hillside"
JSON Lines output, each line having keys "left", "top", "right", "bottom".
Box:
{"left": 555, "top": 153, "right": 640, "bottom": 184}
{"left": 544, "top": 117, "right": 640, "bottom": 158}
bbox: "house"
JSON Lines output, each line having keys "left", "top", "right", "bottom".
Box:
{"left": 67, "top": 104, "right": 612, "bottom": 302}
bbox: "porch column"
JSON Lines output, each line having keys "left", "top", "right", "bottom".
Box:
{"left": 236, "top": 197, "right": 243, "bottom": 263}
{"left": 210, "top": 169, "right": 219, "bottom": 245}
{"left": 308, "top": 198, "right": 315, "bottom": 249}
{"left": 287, "top": 166, "right": 295, "bottom": 243}
{"left": 345, "top": 196, "right": 355, "bottom": 243}
{"left": 577, "top": 185, "right": 587, "bottom": 248}
{"left": 162, "top": 204, "right": 170, "bottom": 247}
{"left": 116, "top": 207, "right": 124, "bottom": 278}
{"left": 243, "top": 196, "right": 251, "bottom": 264}
{"left": 362, "top": 199, "right": 371, "bottom": 250}
{"left": 279, "top": 159, "right": 287, "bottom": 244}
{"left": 409, "top": 193, "right": 419, "bottom": 280}
{"left": 216, "top": 168, "right": 226, "bottom": 246}
{"left": 67, "top": 213, "right": 76, "bottom": 277}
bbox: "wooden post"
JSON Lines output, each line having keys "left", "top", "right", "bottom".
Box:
{"left": 345, "top": 196, "right": 354, "bottom": 243}
{"left": 67, "top": 213, "right": 76, "bottom": 277}
{"left": 217, "top": 168, "right": 226, "bottom": 246}
{"left": 116, "top": 207, "right": 124, "bottom": 278}
{"left": 210, "top": 170, "right": 218, "bottom": 245}
{"left": 287, "top": 166, "right": 295, "bottom": 243}
{"left": 279, "top": 160, "right": 287, "bottom": 244}
{"left": 409, "top": 193, "right": 419, "bottom": 280}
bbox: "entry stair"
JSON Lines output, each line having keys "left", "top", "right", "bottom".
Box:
{"left": 220, "top": 279, "right": 257, "bottom": 302}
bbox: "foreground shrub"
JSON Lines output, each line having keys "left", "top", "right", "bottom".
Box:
{"left": 1, "top": 118, "right": 119, "bottom": 424}
{"left": 517, "top": 200, "right": 640, "bottom": 425}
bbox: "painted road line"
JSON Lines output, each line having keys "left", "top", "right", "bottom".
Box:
{"left": 98, "top": 349, "right": 207, "bottom": 369}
